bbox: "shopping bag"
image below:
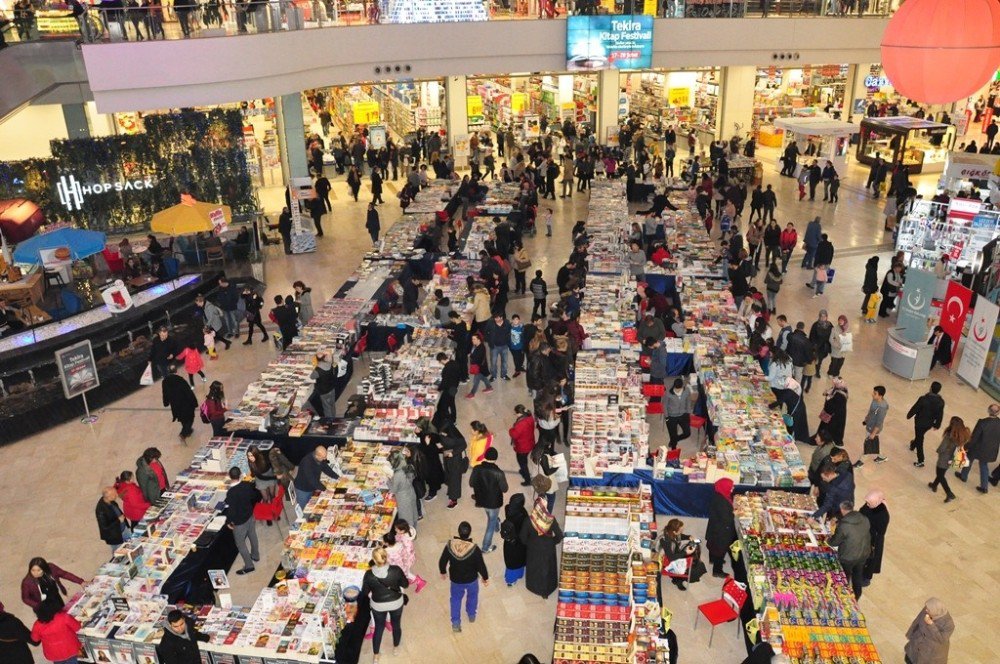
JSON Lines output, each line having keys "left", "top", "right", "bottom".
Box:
{"left": 863, "top": 435, "right": 880, "bottom": 456}
{"left": 139, "top": 362, "right": 154, "bottom": 386}
{"left": 548, "top": 453, "right": 569, "bottom": 484}
{"left": 826, "top": 268, "right": 836, "bottom": 284}
{"left": 662, "top": 557, "right": 690, "bottom": 578}
{"left": 838, "top": 332, "right": 853, "bottom": 353}
{"left": 814, "top": 266, "right": 829, "bottom": 283}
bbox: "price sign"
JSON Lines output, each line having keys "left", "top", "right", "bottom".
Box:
{"left": 467, "top": 95, "right": 484, "bottom": 124}
{"left": 667, "top": 87, "right": 690, "bottom": 107}
{"left": 352, "top": 101, "right": 380, "bottom": 125}
{"left": 511, "top": 92, "right": 528, "bottom": 114}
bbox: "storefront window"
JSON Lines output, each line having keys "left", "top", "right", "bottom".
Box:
{"left": 619, "top": 69, "right": 719, "bottom": 140}
{"left": 466, "top": 74, "right": 597, "bottom": 135}
{"left": 322, "top": 81, "right": 446, "bottom": 144}
{"left": 753, "top": 64, "right": 848, "bottom": 126}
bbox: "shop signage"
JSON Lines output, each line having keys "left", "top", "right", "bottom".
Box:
{"left": 466, "top": 95, "right": 484, "bottom": 125}
{"left": 55, "top": 174, "right": 156, "bottom": 212}
{"left": 511, "top": 92, "right": 528, "bottom": 114}
{"left": 864, "top": 75, "right": 890, "bottom": 91}
{"left": 566, "top": 15, "right": 653, "bottom": 71}
{"left": 667, "top": 87, "right": 690, "bottom": 107}
{"left": 352, "top": 101, "right": 380, "bottom": 125}
{"left": 957, "top": 297, "right": 1000, "bottom": 388}
{"left": 55, "top": 340, "right": 100, "bottom": 400}
{"left": 896, "top": 268, "right": 937, "bottom": 343}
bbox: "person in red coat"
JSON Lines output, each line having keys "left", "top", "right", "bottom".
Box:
{"left": 30, "top": 601, "right": 81, "bottom": 664}
{"left": 778, "top": 223, "right": 798, "bottom": 274}
{"left": 21, "top": 558, "right": 84, "bottom": 612}
{"left": 509, "top": 404, "right": 536, "bottom": 487}
{"left": 114, "top": 471, "right": 152, "bottom": 527}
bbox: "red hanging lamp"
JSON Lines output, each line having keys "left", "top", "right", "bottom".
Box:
{"left": 881, "top": 0, "right": 1000, "bottom": 104}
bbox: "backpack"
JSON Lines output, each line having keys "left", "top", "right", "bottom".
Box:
{"left": 199, "top": 400, "right": 211, "bottom": 424}
{"left": 499, "top": 519, "right": 518, "bottom": 543}
{"left": 494, "top": 255, "right": 511, "bottom": 277}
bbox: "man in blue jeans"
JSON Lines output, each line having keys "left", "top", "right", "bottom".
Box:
{"left": 438, "top": 521, "right": 489, "bottom": 632}
{"left": 468, "top": 448, "right": 508, "bottom": 553}
{"left": 294, "top": 446, "right": 339, "bottom": 510}
{"left": 483, "top": 312, "right": 512, "bottom": 381}
{"left": 958, "top": 403, "right": 1000, "bottom": 493}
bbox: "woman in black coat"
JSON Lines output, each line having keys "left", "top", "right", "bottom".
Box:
{"left": 860, "top": 490, "right": 890, "bottom": 585}
{"left": 817, "top": 379, "right": 849, "bottom": 446}
{"left": 413, "top": 418, "right": 446, "bottom": 501}
{"left": 0, "top": 608, "right": 35, "bottom": 664}
{"left": 519, "top": 505, "right": 564, "bottom": 599}
{"left": 501, "top": 493, "right": 529, "bottom": 586}
{"left": 705, "top": 479, "right": 737, "bottom": 577}
{"left": 808, "top": 311, "right": 834, "bottom": 375}
{"left": 861, "top": 256, "right": 879, "bottom": 314}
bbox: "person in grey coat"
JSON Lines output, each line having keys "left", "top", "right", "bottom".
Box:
{"left": 195, "top": 294, "right": 232, "bottom": 349}
{"left": 958, "top": 402, "right": 1000, "bottom": 492}
{"left": 664, "top": 378, "right": 692, "bottom": 449}
{"left": 294, "top": 281, "right": 314, "bottom": 325}
{"left": 389, "top": 449, "right": 419, "bottom": 532}
{"left": 904, "top": 598, "right": 955, "bottom": 664}
{"left": 827, "top": 500, "right": 871, "bottom": 600}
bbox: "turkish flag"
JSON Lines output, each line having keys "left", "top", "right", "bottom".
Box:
{"left": 941, "top": 281, "right": 973, "bottom": 362}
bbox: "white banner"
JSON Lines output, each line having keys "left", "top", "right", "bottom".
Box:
{"left": 957, "top": 298, "right": 1000, "bottom": 389}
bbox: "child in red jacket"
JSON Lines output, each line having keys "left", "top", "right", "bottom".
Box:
{"left": 114, "top": 471, "right": 152, "bottom": 526}
{"left": 508, "top": 404, "right": 536, "bottom": 486}
{"left": 174, "top": 341, "right": 206, "bottom": 386}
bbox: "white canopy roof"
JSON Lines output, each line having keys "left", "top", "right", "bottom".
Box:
{"left": 773, "top": 116, "right": 859, "bottom": 136}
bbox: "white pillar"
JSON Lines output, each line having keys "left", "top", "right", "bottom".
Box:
{"left": 719, "top": 65, "right": 756, "bottom": 141}
{"left": 597, "top": 69, "right": 621, "bottom": 145}
{"left": 444, "top": 75, "right": 468, "bottom": 153}
{"left": 558, "top": 75, "right": 575, "bottom": 105}
{"left": 844, "top": 63, "right": 877, "bottom": 122}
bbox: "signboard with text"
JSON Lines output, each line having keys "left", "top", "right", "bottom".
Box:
{"left": 352, "top": 101, "right": 380, "bottom": 125}
{"left": 958, "top": 298, "right": 1000, "bottom": 388}
{"left": 667, "top": 87, "right": 691, "bottom": 107}
{"left": 896, "top": 268, "right": 936, "bottom": 342}
{"left": 566, "top": 15, "right": 653, "bottom": 71}
{"left": 55, "top": 340, "right": 99, "bottom": 400}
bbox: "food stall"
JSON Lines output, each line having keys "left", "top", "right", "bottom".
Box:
{"left": 773, "top": 116, "right": 857, "bottom": 175}
{"left": 856, "top": 116, "right": 955, "bottom": 175}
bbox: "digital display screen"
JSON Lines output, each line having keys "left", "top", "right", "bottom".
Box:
{"left": 566, "top": 15, "right": 654, "bottom": 71}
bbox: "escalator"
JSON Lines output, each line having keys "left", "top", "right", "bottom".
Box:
{"left": 0, "top": 40, "right": 90, "bottom": 125}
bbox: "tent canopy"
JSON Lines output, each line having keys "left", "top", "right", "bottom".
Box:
{"left": 13, "top": 227, "right": 107, "bottom": 264}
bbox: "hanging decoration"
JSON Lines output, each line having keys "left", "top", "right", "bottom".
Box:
{"left": 881, "top": 0, "right": 1000, "bottom": 104}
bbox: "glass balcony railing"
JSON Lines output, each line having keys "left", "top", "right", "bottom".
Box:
{"left": 0, "top": 0, "right": 896, "bottom": 48}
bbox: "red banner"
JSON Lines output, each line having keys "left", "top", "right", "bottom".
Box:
{"left": 941, "top": 281, "right": 973, "bottom": 362}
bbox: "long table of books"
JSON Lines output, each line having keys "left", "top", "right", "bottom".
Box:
{"left": 554, "top": 484, "right": 671, "bottom": 664}
{"left": 66, "top": 434, "right": 396, "bottom": 664}
{"left": 734, "top": 491, "right": 882, "bottom": 663}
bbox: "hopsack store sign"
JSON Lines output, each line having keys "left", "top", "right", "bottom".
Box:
{"left": 56, "top": 174, "right": 157, "bottom": 211}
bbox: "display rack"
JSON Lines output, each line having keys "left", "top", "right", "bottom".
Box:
{"left": 896, "top": 198, "right": 1000, "bottom": 270}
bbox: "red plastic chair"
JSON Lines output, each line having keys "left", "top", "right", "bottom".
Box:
{"left": 102, "top": 248, "right": 125, "bottom": 275}
{"left": 694, "top": 577, "right": 748, "bottom": 646}
{"left": 353, "top": 331, "right": 370, "bottom": 360}
{"left": 253, "top": 485, "right": 286, "bottom": 528}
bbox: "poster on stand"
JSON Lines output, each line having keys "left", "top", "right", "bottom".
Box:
{"left": 896, "top": 268, "right": 936, "bottom": 342}
{"left": 55, "top": 340, "right": 100, "bottom": 400}
{"left": 524, "top": 115, "right": 541, "bottom": 139}
{"left": 941, "top": 281, "right": 973, "bottom": 362}
{"left": 957, "top": 298, "right": 1000, "bottom": 388}
{"left": 369, "top": 125, "right": 387, "bottom": 150}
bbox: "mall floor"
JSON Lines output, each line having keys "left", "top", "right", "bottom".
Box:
{"left": 1, "top": 144, "right": 998, "bottom": 664}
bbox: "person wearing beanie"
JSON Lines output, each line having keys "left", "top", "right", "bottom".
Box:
{"left": 468, "top": 447, "right": 508, "bottom": 553}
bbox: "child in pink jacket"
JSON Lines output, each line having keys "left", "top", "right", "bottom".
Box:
{"left": 174, "top": 342, "right": 206, "bottom": 386}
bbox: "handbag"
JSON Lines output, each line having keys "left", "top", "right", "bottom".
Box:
{"left": 139, "top": 362, "right": 154, "bottom": 386}
{"left": 818, "top": 410, "right": 833, "bottom": 424}
{"left": 863, "top": 435, "right": 880, "bottom": 456}
{"left": 814, "top": 266, "right": 829, "bottom": 283}
{"left": 469, "top": 364, "right": 480, "bottom": 375}
{"left": 372, "top": 573, "right": 408, "bottom": 605}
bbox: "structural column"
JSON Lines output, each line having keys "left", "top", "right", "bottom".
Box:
{"left": 718, "top": 66, "right": 756, "bottom": 141}
{"left": 597, "top": 68, "right": 622, "bottom": 145}
{"left": 62, "top": 103, "right": 91, "bottom": 139}
{"left": 444, "top": 75, "right": 469, "bottom": 155}
{"left": 276, "top": 93, "right": 309, "bottom": 183}
{"left": 843, "top": 63, "right": 876, "bottom": 121}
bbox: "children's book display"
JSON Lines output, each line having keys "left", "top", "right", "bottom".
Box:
{"left": 734, "top": 492, "right": 882, "bottom": 664}
{"left": 554, "top": 485, "right": 670, "bottom": 664}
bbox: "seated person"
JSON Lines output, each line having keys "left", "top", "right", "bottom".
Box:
{"left": 123, "top": 255, "right": 143, "bottom": 280}
{"left": 118, "top": 237, "right": 135, "bottom": 259}
{"left": 232, "top": 226, "right": 252, "bottom": 260}
{"left": 149, "top": 256, "right": 169, "bottom": 282}
{"left": 0, "top": 299, "right": 26, "bottom": 336}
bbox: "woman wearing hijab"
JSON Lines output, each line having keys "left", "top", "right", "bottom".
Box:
{"left": 388, "top": 450, "right": 419, "bottom": 532}
{"left": 904, "top": 598, "right": 955, "bottom": 664}
{"left": 774, "top": 377, "right": 811, "bottom": 443}
{"left": 413, "top": 417, "right": 445, "bottom": 502}
{"left": 500, "top": 493, "right": 529, "bottom": 587}
{"left": 859, "top": 490, "right": 890, "bottom": 588}
{"left": 817, "top": 377, "right": 849, "bottom": 446}
{"left": 705, "top": 479, "right": 737, "bottom": 578}
{"left": 518, "top": 498, "right": 564, "bottom": 599}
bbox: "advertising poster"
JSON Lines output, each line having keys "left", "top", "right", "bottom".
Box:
{"left": 55, "top": 340, "right": 100, "bottom": 400}
{"left": 667, "top": 87, "right": 691, "bottom": 107}
{"left": 368, "top": 125, "right": 387, "bottom": 150}
{"left": 511, "top": 92, "right": 528, "bottom": 114}
{"left": 352, "top": 101, "right": 380, "bottom": 125}
{"left": 466, "top": 96, "right": 484, "bottom": 125}
{"left": 566, "top": 15, "right": 654, "bottom": 71}
{"left": 941, "top": 281, "right": 973, "bottom": 362}
{"left": 958, "top": 298, "right": 1000, "bottom": 388}
{"left": 895, "top": 268, "right": 936, "bottom": 342}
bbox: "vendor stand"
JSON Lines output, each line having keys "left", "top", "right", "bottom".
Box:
{"left": 773, "top": 116, "right": 857, "bottom": 175}
{"left": 857, "top": 116, "right": 955, "bottom": 175}
{"left": 938, "top": 151, "right": 998, "bottom": 195}
{"left": 895, "top": 198, "right": 1000, "bottom": 272}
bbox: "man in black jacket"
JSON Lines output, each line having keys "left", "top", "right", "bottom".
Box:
{"left": 225, "top": 467, "right": 262, "bottom": 574}
{"left": 149, "top": 326, "right": 179, "bottom": 381}
{"left": 468, "top": 448, "right": 508, "bottom": 553}
{"left": 435, "top": 352, "right": 462, "bottom": 428}
{"left": 294, "top": 446, "right": 339, "bottom": 510}
{"left": 278, "top": 207, "right": 293, "bottom": 254}
{"left": 95, "top": 486, "right": 126, "bottom": 554}
{"left": 215, "top": 275, "right": 241, "bottom": 339}
{"left": 270, "top": 295, "right": 298, "bottom": 350}
{"left": 162, "top": 364, "right": 198, "bottom": 442}
{"left": 928, "top": 326, "right": 953, "bottom": 370}
{"left": 438, "top": 521, "right": 489, "bottom": 633}
{"left": 156, "top": 609, "right": 210, "bottom": 664}
{"left": 907, "top": 381, "right": 945, "bottom": 467}
{"left": 786, "top": 322, "right": 812, "bottom": 385}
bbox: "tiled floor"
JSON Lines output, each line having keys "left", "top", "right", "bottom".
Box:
{"left": 2, "top": 148, "right": 998, "bottom": 664}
